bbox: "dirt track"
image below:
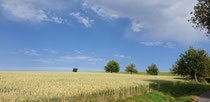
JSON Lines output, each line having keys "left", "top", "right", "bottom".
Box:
{"left": 196, "top": 91, "right": 210, "bottom": 102}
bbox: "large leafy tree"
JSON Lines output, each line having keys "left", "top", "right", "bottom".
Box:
{"left": 104, "top": 60, "right": 120, "bottom": 73}
{"left": 171, "top": 47, "right": 210, "bottom": 82}
{"left": 189, "top": 0, "right": 210, "bottom": 36}
{"left": 125, "top": 63, "right": 138, "bottom": 74}
{"left": 146, "top": 63, "right": 159, "bottom": 75}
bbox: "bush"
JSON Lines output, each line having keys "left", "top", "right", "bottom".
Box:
{"left": 73, "top": 68, "right": 78, "bottom": 72}
{"left": 146, "top": 63, "right": 159, "bottom": 75}
{"left": 125, "top": 63, "right": 138, "bottom": 74}
{"left": 104, "top": 60, "right": 120, "bottom": 73}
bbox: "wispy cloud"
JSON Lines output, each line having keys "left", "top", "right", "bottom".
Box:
{"left": 140, "top": 41, "right": 176, "bottom": 48}
{"left": 82, "top": 1, "right": 119, "bottom": 19}
{"left": 24, "top": 50, "right": 39, "bottom": 56}
{"left": 48, "top": 16, "right": 64, "bottom": 24}
{"left": 165, "top": 42, "right": 176, "bottom": 48}
{"left": 70, "top": 12, "right": 94, "bottom": 28}
{"left": 131, "top": 21, "right": 143, "bottom": 32}
{"left": 0, "top": 0, "right": 67, "bottom": 24}
{"left": 1, "top": 0, "right": 48, "bottom": 22}
{"left": 140, "top": 41, "right": 162, "bottom": 46}
{"left": 83, "top": 0, "right": 207, "bottom": 44}
{"left": 114, "top": 54, "right": 131, "bottom": 59}
{"left": 43, "top": 49, "right": 57, "bottom": 54}
{"left": 34, "top": 56, "right": 105, "bottom": 63}
{"left": 74, "top": 50, "right": 82, "bottom": 54}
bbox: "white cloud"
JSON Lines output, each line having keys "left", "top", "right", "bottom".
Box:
{"left": 74, "top": 50, "right": 82, "bottom": 54}
{"left": 114, "top": 54, "right": 131, "bottom": 59}
{"left": 140, "top": 41, "right": 176, "bottom": 48}
{"left": 131, "top": 21, "right": 143, "bottom": 32}
{"left": 165, "top": 42, "right": 176, "bottom": 48}
{"left": 24, "top": 50, "right": 39, "bottom": 56}
{"left": 1, "top": 0, "right": 208, "bottom": 44}
{"left": 49, "top": 16, "right": 64, "bottom": 24}
{"left": 140, "top": 41, "right": 162, "bottom": 46}
{"left": 1, "top": 0, "right": 48, "bottom": 22}
{"left": 70, "top": 12, "right": 94, "bottom": 28}
{"left": 82, "top": 1, "right": 119, "bottom": 19}
{"left": 0, "top": 0, "right": 68, "bottom": 23}
{"left": 43, "top": 49, "right": 57, "bottom": 54}
{"left": 34, "top": 56, "right": 105, "bottom": 63}
{"left": 83, "top": 0, "right": 208, "bottom": 44}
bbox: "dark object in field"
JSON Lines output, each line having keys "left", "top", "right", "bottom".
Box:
{"left": 73, "top": 68, "right": 78, "bottom": 72}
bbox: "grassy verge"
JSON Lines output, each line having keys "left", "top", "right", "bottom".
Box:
{"left": 118, "top": 82, "right": 210, "bottom": 102}
{"left": 119, "top": 72, "right": 175, "bottom": 76}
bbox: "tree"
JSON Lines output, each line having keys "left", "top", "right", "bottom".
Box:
{"left": 146, "top": 63, "right": 159, "bottom": 75}
{"left": 73, "top": 68, "right": 78, "bottom": 72}
{"left": 171, "top": 46, "right": 210, "bottom": 82}
{"left": 104, "top": 60, "right": 120, "bottom": 73}
{"left": 125, "top": 63, "right": 138, "bottom": 74}
{"left": 189, "top": 0, "right": 210, "bottom": 36}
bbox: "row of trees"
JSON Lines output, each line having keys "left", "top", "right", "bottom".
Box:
{"left": 104, "top": 46, "right": 209, "bottom": 82}
{"left": 73, "top": 46, "right": 209, "bottom": 82}
{"left": 104, "top": 60, "right": 159, "bottom": 75}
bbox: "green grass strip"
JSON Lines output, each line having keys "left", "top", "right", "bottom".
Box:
{"left": 118, "top": 82, "right": 210, "bottom": 102}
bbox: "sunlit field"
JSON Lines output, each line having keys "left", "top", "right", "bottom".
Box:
{"left": 0, "top": 72, "right": 183, "bottom": 102}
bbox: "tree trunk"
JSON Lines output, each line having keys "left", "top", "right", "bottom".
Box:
{"left": 194, "top": 72, "right": 198, "bottom": 82}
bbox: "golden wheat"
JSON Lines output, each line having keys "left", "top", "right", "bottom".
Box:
{"left": 0, "top": 72, "right": 183, "bottom": 102}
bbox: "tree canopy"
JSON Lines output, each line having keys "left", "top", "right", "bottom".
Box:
{"left": 171, "top": 46, "right": 210, "bottom": 82}
{"left": 104, "top": 60, "right": 120, "bottom": 73}
{"left": 125, "top": 63, "right": 138, "bottom": 74}
{"left": 146, "top": 63, "right": 159, "bottom": 75}
{"left": 73, "top": 68, "right": 78, "bottom": 72}
{"left": 189, "top": 0, "right": 210, "bottom": 36}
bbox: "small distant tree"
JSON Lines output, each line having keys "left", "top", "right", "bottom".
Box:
{"left": 146, "top": 63, "right": 159, "bottom": 75}
{"left": 73, "top": 68, "right": 78, "bottom": 72}
{"left": 125, "top": 63, "right": 138, "bottom": 74}
{"left": 104, "top": 60, "right": 120, "bottom": 73}
{"left": 171, "top": 46, "right": 210, "bottom": 82}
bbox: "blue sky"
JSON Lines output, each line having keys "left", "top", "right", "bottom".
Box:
{"left": 0, "top": 0, "right": 209, "bottom": 72}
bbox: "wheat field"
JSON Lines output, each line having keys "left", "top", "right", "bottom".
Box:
{"left": 0, "top": 72, "right": 183, "bottom": 102}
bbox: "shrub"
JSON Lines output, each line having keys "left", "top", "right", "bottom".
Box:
{"left": 104, "top": 60, "right": 120, "bottom": 73}
{"left": 73, "top": 68, "right": 78, "bottom": 72}
{"left": 146, "top": 63, "right": 159, "bottom": 75}
{"left": 125, "top": 63, "right": 138, "bottom": 74}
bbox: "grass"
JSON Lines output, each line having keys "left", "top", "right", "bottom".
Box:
{"left": 0, "top": 71, "right": 183, "bottom": 102}
{"left": 119, "top": 72, "right": 175, "bottom": 76}
{"left": 118, "top": 82, "right": 210, "bottom": 102}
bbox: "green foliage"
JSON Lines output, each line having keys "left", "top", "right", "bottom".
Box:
{"left": 171, "top": 46, "right": 210, "bottom": 82}
{"left": 117, "top": 72, "right": 176, "bottom": 76}
{"left": 104, "top": 60, "right": 120, "bottom": 73}
{"left": 73, "top": 68, "right": 78, "bottom": 72}
{"left": 189, "top": 0, "right": 210, "bottom": 36}
{"left": 119, "top": 82, "right": 210, "bottom": 102}
{"left": 125, "top": 63, "right": 138, "bottom": 74}
{"left": 146, "top": 63, "right": 159, "bottom": 75}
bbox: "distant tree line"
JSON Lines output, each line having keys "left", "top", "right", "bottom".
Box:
{"left": 104, "top": 60, "right": 159, "bottom": 75}
{"left": 74, "top": 46, "right": 209, "bottom": 83}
